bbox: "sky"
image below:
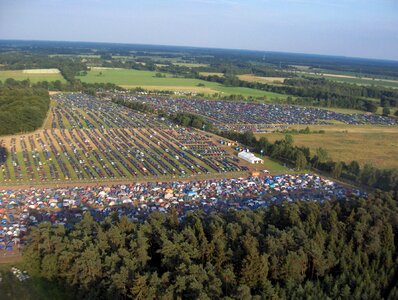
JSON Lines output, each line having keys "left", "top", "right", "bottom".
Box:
{"left": 0, "top": 0, "right": 397, "bottom": 60}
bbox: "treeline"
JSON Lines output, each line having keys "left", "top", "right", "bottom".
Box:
{"left": 275, "top": 126, "right": 325, "bottom": 135}
{"left": 0, "top": 83, "right": 50, "bottom": 135}
{"left": 168, "top": 112, "right": 216, "bottom": 131}
{"left": 222, "top": 130, "right": 398, "bottom": 192}
{"left": 112, "top": 98, "right": 216, "bottom": 131}
{"left": 0, "top": 146, "right": 7, "bottom": 164}
{"left": 112, "top": 98, "right": 157, "bottom": 114}
{"left": 23, "top": 191, "right": 398, "bottom": 299}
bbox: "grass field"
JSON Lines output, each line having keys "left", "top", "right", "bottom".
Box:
{"left": 238, "top": 74, "right": 285, "bottom": 84}
{"left": 77, "top": 68, "right": 289, "bottom": 99}
{"left": 0, "top": 69, "right": 66, "bottom": 83}
{"left": 256, "top": 124, "right": 398, "bottom": 169}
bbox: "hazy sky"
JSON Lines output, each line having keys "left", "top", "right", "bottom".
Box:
{"left": 0, "top": 0, "right": 397, "bottom": 60}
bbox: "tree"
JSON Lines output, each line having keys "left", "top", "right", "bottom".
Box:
{"left": 331, "top": 162, "right": 343, "bottom": 179}
{"left": 284, "top": 134, "right": 294, "bottom": 146}
{"left": 316, "top": 148, "right": 329, "bottom": 163}
{"left": 295, "top": 151, "right": 307, "bottom": 170}
{"left": 348, "top": 160, "right": 360, "bottom": 177}
{"left": 383, "top": 107, "right": 391, "bottom": 116}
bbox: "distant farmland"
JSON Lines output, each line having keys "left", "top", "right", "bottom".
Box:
{"left": 0, "top": 69, "right": 66, "bottom": 83}
{"left": 296, "top": 71, "right": 398, "bottom": 89}
{"left": 77, "top": 68, "right": 289, "bottom": 99}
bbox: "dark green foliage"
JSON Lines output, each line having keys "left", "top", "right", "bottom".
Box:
{"left": 0, "top": 146, "right": 7, "bottom": 164}
{"left": 0, "top": 84, "right": 50, "bottom": 135}
{"left": 276, "top": 126, "right": 325, "bottom": 135}
{"left": 23, "top": 191, "right": 398, "bottom": 299}
{"left": 168, "top": 112, "right": 215, "bottom": 131}
{"left": 112, "top": 98, "right": 156, "bottom": 114}
{"left": 383, "top": 107, "right": 391, "bottom": 116}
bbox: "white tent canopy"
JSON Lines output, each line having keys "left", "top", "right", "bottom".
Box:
{"left": 238, "top": 151, "right": 264, "bottom": 164}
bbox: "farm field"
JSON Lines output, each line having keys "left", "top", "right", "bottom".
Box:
{"left": 0, "top": 93, "right": 275, "bottom": 186}
{"left": 238, "top": 74, "right": 285, "bottom": 84}
{"left": 77, "top": 68, "right": 289, "bottom": 99}
{"left": 256, "top": 124, "right": 398, "bottom": 169}
{"left": 0, "top": 69, "right": 66, "bottom": 83}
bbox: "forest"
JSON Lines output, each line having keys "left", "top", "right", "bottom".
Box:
{"left": 22, "top": 190, "right": 398, "bottom": 299}
{"left": 0, "top": 83, "right": 50, "bottom": 135}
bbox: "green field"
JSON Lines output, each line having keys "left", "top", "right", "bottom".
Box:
{"left": 256, "top": 124, "right": 398, "bottom": 169}
{"left": 0, "top": 70, "right": 66, "bottom": 83}
{"left": 262, "top": 157, "right": 293, "bottom": 174}
{"left": 77, "top": 68, "right": 289, "bottom": 99}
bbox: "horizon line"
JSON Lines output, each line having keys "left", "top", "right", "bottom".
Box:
{"left": 1, "top": 38, "right": 398, "bottom": 63}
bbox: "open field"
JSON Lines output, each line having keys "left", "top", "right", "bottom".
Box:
{"left": 256, "top": 124, "right": 398, "bottom": 169}
{"left": 77, "top": 68, "right": 289, "bottom": 99}
{"left": 0, "top": 69, "right": 66, "bottom": 83}
{"left": 78, "top": 68, "right": 215, "bottom": 87}
{"left": 0, "top": 93, "right": 286, "bottom": 185}
{"left": 238, "top": 74, "right": 285, "bottom": 84}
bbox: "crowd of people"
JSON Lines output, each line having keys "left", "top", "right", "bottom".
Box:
{"left": 0, "top": 173, "right": 365, "bottom": 252}
{"left": 114, "top": 94, "right": 398, "bottom": 131}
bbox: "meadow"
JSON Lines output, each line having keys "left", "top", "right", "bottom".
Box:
{"left": 256, "top": 124, "right": 398, "bottom": 169}
{"left": 0, "top": 69, "right": 66, "bottom": 83}
{"left": 77, "top": 68, "right": 289, "bottom": 99}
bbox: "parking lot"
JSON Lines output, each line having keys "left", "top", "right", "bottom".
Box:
{"left": 112, "top": 94, "right": 398, "bottom": 132}
{"left": 0, "top": 93, "right": 251, "bottom": 185}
